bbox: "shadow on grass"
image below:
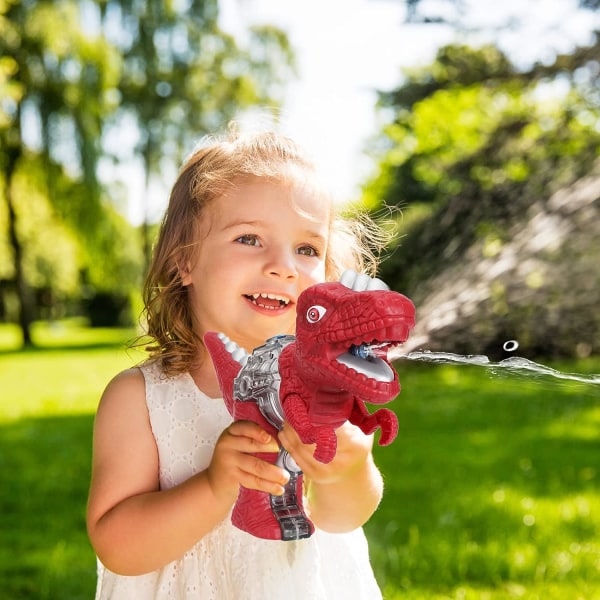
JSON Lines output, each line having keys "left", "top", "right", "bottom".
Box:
{"left": 0, "top": 414, "right": 97, "bottom": 600}
{"left": 0, "top": 323, "right": 142, "bottom": 357}
{"left": 0, "top": 341, "right": 137, "bottom": 356}
{"left": 365, "top": 362, "right": 600, "bottom": 596}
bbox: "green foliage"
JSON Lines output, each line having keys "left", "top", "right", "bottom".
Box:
{"left": 0, "top": 0, "right": 135, "bottom": 337}
{"left": 402, "top": 0, "right": 600, "bottom": 27}
{"left": 364, "top": 41, "right": 600, "bottom": 358}
{"left": 105, "top": 0, "right": 295, "bottom": 173}
{"left": 1, "top": 0, "right": 122, "bottom": 204}
{"left": 0, "top": 0, "right": 296, "bottom": 343}
{"left": 367, "top": 82, "right": 524, "bottom": 209}
{"left": 379, "top": 44, "right": 516, "bottom": 110}
{"left": 365, "top": 43, "right": 600, "bottom": 215}
{"left": 0, "top": 153, "right": 144, "bottom": 323}
{"left": 2, "top": 157, "right": 80, "bottom": 294}
{"left": 81, "top": 204, "right": 144, "bottom": 294}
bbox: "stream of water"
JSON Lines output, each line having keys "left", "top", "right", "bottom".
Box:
{"left": 389, "top": 348, "right": 600, "bottom": 387}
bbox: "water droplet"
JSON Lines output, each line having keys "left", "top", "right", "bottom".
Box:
{"left": 503, "top": 340, "right": 519, "bottom": 352}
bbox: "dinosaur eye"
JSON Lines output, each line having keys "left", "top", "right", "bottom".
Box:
{"left": 306, "top": 305, "right": 326, "bottom": 323}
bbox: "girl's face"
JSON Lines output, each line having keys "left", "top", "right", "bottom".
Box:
{"left": 182, "top": 176, "right": 331, "bottom": 353}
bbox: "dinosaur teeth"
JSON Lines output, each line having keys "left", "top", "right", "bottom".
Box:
{"left": 349, "top": 342, "right": 391, "bottom": 360}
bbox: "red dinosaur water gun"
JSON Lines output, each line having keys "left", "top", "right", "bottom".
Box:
{"left": 204, "top": 270, "right": 415, "bottom": 541}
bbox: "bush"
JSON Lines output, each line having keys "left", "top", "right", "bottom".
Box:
{"left": 83, "top": 292, "right": 133, "bottom": 327}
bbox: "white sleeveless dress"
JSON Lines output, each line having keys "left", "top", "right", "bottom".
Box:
{"left": 94, "top": 360, "right": 383, "bottom": 600}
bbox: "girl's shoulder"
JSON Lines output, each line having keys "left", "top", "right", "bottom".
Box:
{"left": 104, "top": 358, "right": 176, "bottom": 389}
{"left": 93, "top": 367, "right": 155, "bottom": 458}
{"left": 101, "top": 358, "right": 199, "bottom": 413}
{"left": 137, "top": 358, "right": 194, "bottom": 396}
{"left": 97, "top": 366, "right": 147, "bottom": 417}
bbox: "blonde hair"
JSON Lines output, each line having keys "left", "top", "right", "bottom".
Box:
{"left": 141, "top": 128, "right": 387, "bottom": 374}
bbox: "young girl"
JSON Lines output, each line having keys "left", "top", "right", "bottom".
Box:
{"left": 87, "top": 128, "right": 389, "bottom": 599}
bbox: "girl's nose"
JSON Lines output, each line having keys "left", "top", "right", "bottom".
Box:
{"left": 264, "top": 249, "right": 298, "bottom": 279}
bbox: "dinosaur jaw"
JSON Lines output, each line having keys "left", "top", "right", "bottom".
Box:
{"left": 336, "top": 346, "right": 395, "bottom": 382}
{"left": 328, "top": 342, "right": 400, "bottom": 400}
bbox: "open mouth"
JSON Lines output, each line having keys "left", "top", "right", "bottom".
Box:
{"left": 244, "top": 293, "right": 291, "bottom": 310}
{"left": 336, "top": 342, "right": 396, "bottom": 382}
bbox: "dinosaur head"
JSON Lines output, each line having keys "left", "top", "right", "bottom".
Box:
{"left": 294, "top": 279, "right": 415, "bottom": 402}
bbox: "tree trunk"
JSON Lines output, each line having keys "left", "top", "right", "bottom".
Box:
{"left": 5, "top": 146, "right": 34, "bottom": 347}
{"left": 141, "top": 145, "right": 153, "bottom": 278}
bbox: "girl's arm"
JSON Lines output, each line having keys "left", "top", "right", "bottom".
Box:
{"left": 278, "top": 421, "right": 383, "bottom": 532}
{"left": 87, "top": 368, "right": 287, "bottom": 576}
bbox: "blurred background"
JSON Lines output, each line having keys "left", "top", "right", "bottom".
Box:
{"left": 1, "top": 1, "right": 600, "bottom": 598}
{"left": 1, "top": 0, "right": 600, "bottom": 359}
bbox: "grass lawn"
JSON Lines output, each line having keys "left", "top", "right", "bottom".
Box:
{"left": 1, "top": 321, "right": 599, "bottom": 598}
{"left": 366, "top": 361, "right": 600, "bottom": 599}
{"left": 0, "top": 321, "right": 144, "bottom": 599}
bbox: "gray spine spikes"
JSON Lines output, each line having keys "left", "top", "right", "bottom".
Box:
{"left": 216, "top": 332, "right": 249, "bottom": 367}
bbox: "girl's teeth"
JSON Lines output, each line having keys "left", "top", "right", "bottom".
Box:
{"left": 251, "top": 293, "right": 289, "bottom": 305}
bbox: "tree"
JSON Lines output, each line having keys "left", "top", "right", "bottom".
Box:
{"left": 398, "top": 0, "right": 599, "bottom": 24}
{"left": 364, "top": 40, "right": 600, "bottom": 357}
{"left": 0, "top": 0, "right": 121, "bottom": 343}
{"left": 0, "top": 0, "right": 295, "bottom": 345}
{"left": 95, "top": 1, "right": 295, "bottom": 267}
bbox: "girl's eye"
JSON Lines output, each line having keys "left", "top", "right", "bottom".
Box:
{"left": 235, "top": 234, "right": 260, "bottom": 246}
{"left": 297, "top": 245, "right": 319, "bottom": 257}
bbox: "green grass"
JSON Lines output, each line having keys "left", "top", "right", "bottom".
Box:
{"left": 366, "top": 362, "right": 600, "bottom": 600}
{"left": 1, "top": 322, "right": 599, "bottom": 598}
{"left": 0, "top": 322, "right": 143, "bottom": 599}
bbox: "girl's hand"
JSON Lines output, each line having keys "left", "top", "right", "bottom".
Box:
{"left": 206, "top": 421, "right": 290, "bottom": 504}
{"left": 278, "top": 420, "right": 383, "bottom": 532}
{"left": 278, "top": 420, "right": 373, "bottom": 485}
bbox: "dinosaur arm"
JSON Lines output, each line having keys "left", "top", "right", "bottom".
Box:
{"left": 283, "top": 392, "right": 338, "bottom": 464}
{"left": 349, "top": 401, "right": 399, "bottom": 446}
{"left": 282, "top": 392, "right": 316, "bottom": 444}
